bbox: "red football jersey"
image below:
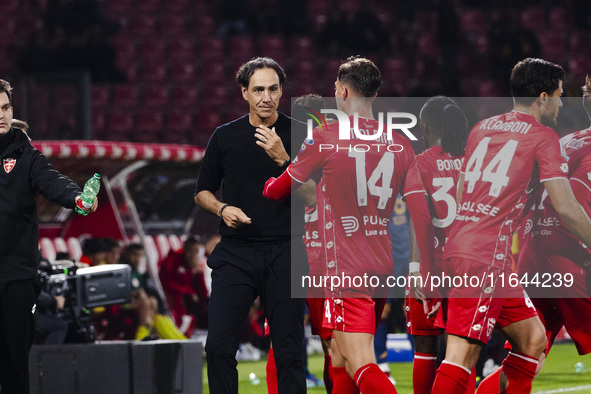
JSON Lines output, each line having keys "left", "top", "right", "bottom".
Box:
{"left": 407, "top": 145, "right": 463, "bottom": 261}
{"left": 304, "top": 203, "right": 324, "bottom": 275}
{"left": 444, "top": 111, "right": 568, "bottom": 270}
{"left": 519, "top": 128, "right": 591, "bottom": 266}
{"left": 289, "top": 116, "right": 424, "bottom": 276}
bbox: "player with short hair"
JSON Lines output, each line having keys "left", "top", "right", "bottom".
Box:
{"left": 432, "top": 58, "right": 591, "bottom": 393}
{"left": 477, "top": 75, "right": 591, "bottom": 393}
{"left": 264, "top": 56, "right": 436, "bottom": 394}
{"left": 405, "top": 96, "right": 470, "bottom": 394}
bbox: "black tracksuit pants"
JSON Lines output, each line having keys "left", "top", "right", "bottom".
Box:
{"left": 0, "top": 279, "right": 39, "bottom": 394}
{"left": 205, "top": 237, "right": 307, "bottom": 394}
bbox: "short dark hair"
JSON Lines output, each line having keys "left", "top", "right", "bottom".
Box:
{"left": 0, "top": 79, "right": 13, "bottom": 105}
{"left": 125, "top": 243, "right": 144, "bottom": 253}
{"left": 292, "top": 94, "right": 326, "bottom": 124}
{"left": 582, "top": 75, "right": 591, "bottom": 119}
{"left": 236, "top": 57, "right": 287, "bottom": 88}
{"left": 337, "top": 56, "right": 382, "bottom": 97}
{"left": 510, "top": 58, "right": 565, "bottom": 105}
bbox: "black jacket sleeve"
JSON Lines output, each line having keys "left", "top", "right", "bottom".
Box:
{"left": 29, "top": 150, "right": 82, "bottom": 209}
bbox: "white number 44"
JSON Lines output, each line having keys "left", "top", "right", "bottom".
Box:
{"left": 464, "top": 138, "right": 518, "bottom": 197}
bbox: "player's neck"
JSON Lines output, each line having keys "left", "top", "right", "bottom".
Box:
{"left": 512, "top": 105, "right": 541, "bottom": 123}
{"left": 345, "top": 103, "right": 374, "bottom": 119}
{"left": 249, "top": 112, "right": 278, "bottom": 128}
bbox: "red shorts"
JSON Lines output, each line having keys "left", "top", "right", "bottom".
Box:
{"left": 435, "top": 258, "right": 538, "bottom": 343}
{"left": 323, "top": 295, "right": 387, "bottom": 334}
{"left": 405, "top": 287, "right": 442, "bottom": 336}
{"left": 307, "top": 296, "right": 333, "bottom": 340}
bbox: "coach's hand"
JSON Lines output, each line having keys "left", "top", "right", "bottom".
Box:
{"left": 221, "top": 205, "right": 252, "bottom": 229}
{"left": 255, "top": 125, "right": 290, "bottom": 166}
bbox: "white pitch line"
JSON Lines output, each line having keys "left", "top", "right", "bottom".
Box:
{"left": 533, "top": 385, "right": 591, "bottom": 394}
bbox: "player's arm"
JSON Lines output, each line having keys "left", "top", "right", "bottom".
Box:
{"left": 263, "top": 165, "right": 304, "bottom": 201}
{"left": 194, "top": 190, "right": 252, "bottom": 228}
{"left": 544, "top": 178, "right": 591, "bottom": 249}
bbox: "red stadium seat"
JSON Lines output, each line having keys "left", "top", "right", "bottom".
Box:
{"left": 143, "top": 85, "right": 169, "bottom": 108}
{"left": 291, "top": 59, "right": 317, "bottom": 85}
{"left": 520, "top": 7, "right": 545, "bottom": 32}
{"left": 171, "top": 85, "right": 198, "bottom": 108}
{"left": 141, "top": 63, "right": 168, "bottom": 83}
{"left": 154, "top": 234, "right": 171, "bottom": 264}
{"left": 139, "top": 37, "right": 167, "bottom": 61}
{"left": 0, "top": 19, "right": 15, "bottom": 38}
{"left": 162, "top": 0, "right": 190, "bottom": 14}
{"left": 106, "top": 110, "right": 135, "bottom": 141}
{"left": 92, "top": 112, "right": 106, "bottom": 136}
{"left": 539, "top": 32, "right": 566, "bottom": 64}
{"left": 129, "top": 16, "right": 157, "bottom": 36}
{"left": 105, "top": 0, "right": 133, "bottom": 17}
{"left": 549, "top": 7, "right": 568, "bottom": 31}
{"left": 199, "top": 84, "right": 228, "bottom": 110}
{"left": 0, "top": 0, "right": 18, "bottom": 13}
{"left": 168, "top": 235, "right": 183, "bottom": 251}
{"left": 136, "top": 110, "right": 164, "bottom": 135}
{"left": 113, "top": 36, "right": 137, "bottom": 64}
{"left": 170, "top": 61, "right": 197, "bottom": 83}
{"left": 291, "top": 36, "right": 315, "bottom": 59}
{"left": 196, "top": 112, "right": 221, "bottom": 135}
{"left": 569, "top": 32, "right": 591, "bottom": 55}
{"left": 14, "top": 15, "right": 43, "bottom": 37}
{"left": 53, "top": 238, "right": 69, "bottom": 256}
{"left": 167, "top": 108, "right": 193, "bottom": 133}
{"left": 169, "top": 38, "right": 196, "bottom": 62}
{"left": 198, "top": 38, "right": 225, "bottom": 64}
{"left": 460, "top": 9, "right": 488, "bottom": 35}
{"left": 91, "top": 85, "right": 111, "bottom": 109}
{"left": 230, "top": 36, "right": 256, "bottom": 71}
{"left": 139, "top": 0, "right": 160, "bottom": 14}
{"left": 120, "top": 63, "right": 139, "bottom": 82}
{"left": 189, "top": 15, "right": 214, "bottom": 36}
{"left": 416, "top": 34, "right": 440, "bottom": 58}
{"left": 568, "top": 55, "right": 591, "bottom": 81}
{"left": 477, "top": 80, "right": 501, "bottom": 97}
{"left": 160, "top": 15, "right": 187, "bottom": 37}
{"left": 382, "top": 58, "right": 409, "bottom": 81}
{"left": 112, "top": 85, "right": 140, "bottom": 108}
{"left": 259, "top": 36, "right": 285, "bottom": 64}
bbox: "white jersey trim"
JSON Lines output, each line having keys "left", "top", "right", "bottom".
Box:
{"left": 288, "top": 168, "right": 306, "bottom": 184}
{"left": 540, "top": 176, "right": 569, "bottom": 183}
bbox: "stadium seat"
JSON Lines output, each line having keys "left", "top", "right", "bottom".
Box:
{"left": 139, "top": 0, "right": 160, "bottom": 14}
{"left": 291, "top": 59, "right": 317, "bottom": 85}
{"left": 189, "top": 15, "right": 214, "bottom": 36}
{"left": 198, "top": 38, "right": 225, "bottom": 64}
{"left": 167, "top": 108, "right": 193, "bottom": 133}
{"left": 91, "top": 112, "right": 106, "bottom": 136}
{"left": 40, "top": 238, "right": 56, "bottom": 262}
{"left": 52, "top": 238, "right": 69, "bottom": 256}
{"left": 539, "top": 32, "right": 566, "bottom": 64}
{"left": 112, "top": 85, "right": 140, "bottom": 109}
{"left": 230, "top": 36, "right": 256, "bottom": 71}
{"left": 416, "top": 34, "right": 440, "bottom": 58}
{"left": 106, "top": 110, "right": 135, "bottom": 141}
{"left": 129, "top": 16, "right": 157, "bottom": 37}
{"left": 141, "top": 63, "right": 168, "bottom": 83}
{"left": 195, "top": 112, "right": 221, "bottom": 137}
{"left": 549, "top": 7, "right": 568, "bottom": 31}
{"left": 91, "top": 85, "right": 111, "bottom": 109}
{"left": 477, "top": 80, "right": 501, "bottom": 97}
{"left": 169, "top": 38, "right": 196, "bottom": 62}
{"left": 136, "top": 110, "right": 164, "bottom": 141}
{"left": 139, "top": 37, "right": 167, "bottom": 62}
{"left": 142, "top": 235, "right": 160, "bottom": 268}
{"left": 170, "top": 61, "right": 197, "bottom": 83}
{"left": 162, "top": 0, "right": 190, "bottom": 14}
{"left": 170, "top": 85, "right": 198, "bottom": 108}
{"left": 160, "top": 15, "right": 186, "bottom": 37}
{"left": 382, "top": 58, "right": 409, "bottom": 81}
{"left": 0, "top": 19, "right": 15, "bottom": 39}
{"left": 568, "top": 55, "right": 591, "bottom": 81}
{"left": 460, "top": 9, "right": 488, "bottom": 35}
{"left": 66, "top": 237, "right": 83, "bottom": 261}
{"left": 14, "top": 15, "right": 43, "bottom": 37}
{"left": 143, "top": 85, "right": 169, "bottom": 108}
{"left": 520, "top": 7, "right": 545, "bottom": 32}
{"left": 113, "top": 36, "right": 137, "bottom": 65}
{"left": 0, "top": 0, "right": 18, "bottom": 13}
{"left": 120, "top": 63, "right": 139, "bottom": 82}
{"left": 569, "top": 32, "right": 591, "bottom": 55}
{"left": 258, "top": 36, "right": 285, "bottom": 64}
{"left": 105, "top": 0, "right": 133, "bottom": 17}
{"left": 199, "top": 84, "right": 228, "bottom": 110}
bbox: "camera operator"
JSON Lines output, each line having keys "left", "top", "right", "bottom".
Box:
{"left": 35, "top": 287, "right": 68, "bottom": 345}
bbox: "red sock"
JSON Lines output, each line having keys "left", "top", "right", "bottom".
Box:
{"left": 353, "top": 363, "right": 397, "bottom": 394}
{"left": 501, "top": 352, "right": 538, "bottom": 393}
{"left": 332, "top": 367, "right": 359, "bottom": 394}
{"left": 475, "top": 367, "right": 501, "bottom": 394}
{"left": 467, "top": 368, "right": 477, "bottom": 393}
{"left": 265, "top": 348, "right": 278, "bottom": 394}
{"left": 412, "top": 352, "right": 437, "bottom": 394}
{"left": 324, "top": 355, "right": 334, "bottom": 394}
{"left": 431, "top": 361, "right": 471, "bottom": 394}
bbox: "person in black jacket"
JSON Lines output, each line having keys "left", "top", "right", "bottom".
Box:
{"left": 0, "top": 79, "right": 97, "bottom": 393}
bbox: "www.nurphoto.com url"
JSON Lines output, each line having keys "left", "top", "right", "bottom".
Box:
{"left": 302, "top": 272, "right": 574, "bottom": 292}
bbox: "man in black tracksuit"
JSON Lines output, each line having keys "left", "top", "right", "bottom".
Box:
{"left": 0, "top": 79, "right": 96, "bottom": 393}
{"left": 194, "top": 58, "right": 308, "bottom": 394}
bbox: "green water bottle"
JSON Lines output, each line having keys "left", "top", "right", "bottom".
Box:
{"left": 75, "top": 173, "right": 100, "bottom": 216}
